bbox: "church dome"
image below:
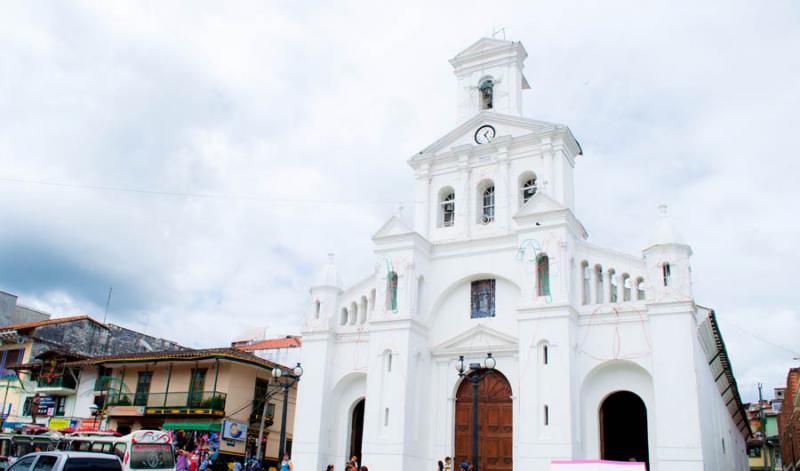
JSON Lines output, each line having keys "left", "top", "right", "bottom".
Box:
{"left": 648, "top": 204, "right": 686, "bottom": 247}
{"left": 314, "top": 253, "right": 341, "bottom": 288}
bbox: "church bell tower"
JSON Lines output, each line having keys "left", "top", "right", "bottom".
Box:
{"left": 449, "top": 38, "right": 531, "bottom": 121}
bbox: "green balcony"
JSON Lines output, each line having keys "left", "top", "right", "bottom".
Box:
{"left": 102, "top": 391, "right": 228, "bottom": 416}
{"left": 36, "top": 374, "right": 77, "bottom": 392}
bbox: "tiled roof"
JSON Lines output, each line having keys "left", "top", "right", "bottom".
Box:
{"left": 0, "top": 315, "right": 108, "bottom": 332}
{"left": 237, "top": 336, "right": 302, "bottom": 351}
{"left": 66, "top": 347, "right": 285, "bottom": 372}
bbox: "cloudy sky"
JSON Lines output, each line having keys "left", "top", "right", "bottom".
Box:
{"left": 1, "top": 1, "right": 798, "bottom": 402}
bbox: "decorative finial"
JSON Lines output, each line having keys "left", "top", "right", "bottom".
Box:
{"left": 395, "top": 202, "right": 404, "bottom": 217}
{"left": 327, "top": 252, "right": 335, "bottom": 262}
{"left": 658, "top": 204, "right": 668, "bottom": 217}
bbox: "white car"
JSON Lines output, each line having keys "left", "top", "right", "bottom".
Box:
{"left": 6, "top": 452, "right": 123, "bottom": 471}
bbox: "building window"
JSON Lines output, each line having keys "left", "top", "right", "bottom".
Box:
{"left": 480, "top": 185, "right": 495, "bottom": 224}
{"left": 662, "top": 263, "right": 672, "bottom": 286}
{"left": 471, "top": 279, "right": 496, "bottom": 318}
{"left": 55, "top": 396, "right": 66, "bottom": 416}
{"left": 134, "top": 372, "right": 152, "bottom": 406}
{"left": 314, "top": 300, "right": 321, "bottom": 318}
{"left": 536, "top": 254, "right": 550, "bottom": 296}
{"left": 544, "top": 405, "right": 549, "bottom": 426}
{"left": 385, "top": 351, "right": 393, "bottom": 373}
{"left": 0, "top": 349, "right": 23, "bottom": 378}
{"left": 581, "top": 261, "right": 590, "bottom": 305}
{"left": 636, "top": 277, "right": 646, "bottom": 300}
{"left": 188, "top": 368, "right": 207, "bottom": 407}
{"left": 479, "top": 78, "right": 494, "bottom": 110}
{"left": 542, "top": 344, "right": 549, "bottom": 365}
{"left": 340, "top": 308, "right": 348, "bottom": 326}
{"left": 439, "top": 188, "right": 455, "bottom": 227}
{"left": 370, "top": 289, "right": 376, "bottom": 311}
{"left": 622, "top": 274, "right": 631, "bottom": 301}
{"left": 384, "top": 407, "right": 390, "bottom": 426}
{"left": 609, "top": 269, "right": 618, "bottom": 303}
{"left": 748, "top": 446, "right": 761, "bottom": 458}
{"left": 360, "top": 296, "right": 368, "bottom": 324}
{"left": 386, "top": 271, "right": 399, "bottom": 311}
{"left": 594, "top": 265, "right": 604, "bottom": 304}
{"left": 350, "top": 302, "right": 358, "bottom": 325}
{"left": 520, "top": 174, "right": 537, "bottom": 205}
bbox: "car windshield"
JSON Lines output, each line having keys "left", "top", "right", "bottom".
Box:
{"left": 63, "top": 458, "right": 122, "bottom": 471}
{"left": 130, "top": 445, "right": 175, "bottom": 470}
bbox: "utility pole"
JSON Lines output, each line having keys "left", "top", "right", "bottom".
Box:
{"left": 759, "top": 383, "right": 769, "bottom": 470}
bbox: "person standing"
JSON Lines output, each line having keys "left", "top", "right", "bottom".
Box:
{"left": 443, "top": 457, "right": 453, "bottom": 471}
{"left": 279, "top": 454, "right": 292, "bottom": 471}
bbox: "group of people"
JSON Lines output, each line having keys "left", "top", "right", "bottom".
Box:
{"left": 176, "top": 448, "right": 213, "bottom": 471}
{"left": 323, "top": 455, "right": 368, "bottom": 471}
{"left": 437, "top": 456, "right": 474, "bottom": 471}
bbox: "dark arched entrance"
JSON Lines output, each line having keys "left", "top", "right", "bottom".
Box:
{"left": 600, "top": 391, "right": 649, "bottom": 468}
{"left": 349, "top": 398, "right": 365, "bottom": 462}
{"left": 455, "top": 370, "right": 512, "bottom": 471}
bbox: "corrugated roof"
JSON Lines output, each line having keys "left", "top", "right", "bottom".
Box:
{"left": 0, "top": 315, "right": 108, "bottom": 332}
{"left": 65, "top": 347, "right": 285, "bottom": 372}
{"left": 237, "top": 336, "right": 302, "bottom": 351}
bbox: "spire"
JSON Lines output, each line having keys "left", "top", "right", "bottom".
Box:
{"left": 647, "top": 204, "right": 686, "bottom": 248}
{"left": 314, "top": 253, "right": 341, "bottom": 288}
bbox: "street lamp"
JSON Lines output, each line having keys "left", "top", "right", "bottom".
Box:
{"left": 272, "top": 363, "right": 303, "bottom": 461}
{"left": 89, "top": 404, "right": 99, "bottom": 430}
{"left": 455, "top": 353, "right": 496, "bottom": 471}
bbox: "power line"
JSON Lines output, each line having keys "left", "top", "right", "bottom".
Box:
{"left": 723, "top": 319, "right": 799, "bottom": 356}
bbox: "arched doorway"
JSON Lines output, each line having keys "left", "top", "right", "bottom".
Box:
{"left": 455, "top": 370, "right": 512, "bottom": 471}
{"left": 600, "top": 391, "right": 649, "bottom": 468}
{"left": 349, "top": 398, "right": 365, "bottom": 462}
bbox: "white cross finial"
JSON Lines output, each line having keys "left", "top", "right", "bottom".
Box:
{"left": 395, "top": 202, "right": 404, "bottom": 217}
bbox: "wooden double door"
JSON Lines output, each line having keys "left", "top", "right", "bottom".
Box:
{"left": 454, "top": 370, "right": 513, "bottom": 471}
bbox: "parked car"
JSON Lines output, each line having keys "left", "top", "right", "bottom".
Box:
{"left": 5, "top": 452, "right": 122, "bottom": 471}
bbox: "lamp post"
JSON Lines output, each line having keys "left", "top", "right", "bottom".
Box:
{"left": 272, "top": 362, "right": 303, "bottom": 462}
{"left": 89, "top": 404, "right": 99, "bottom": 430}
{"left": 455, "top": 353, "right": 496, "bottom": 471}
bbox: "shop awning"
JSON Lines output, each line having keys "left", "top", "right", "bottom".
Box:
{"left": 162, "top": 422, "right": 221, "bottom": 432}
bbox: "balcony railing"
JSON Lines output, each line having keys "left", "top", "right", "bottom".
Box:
{"left": 36, "top": 375, "right": 77, "bottom": 389}
{"left": 107, "top": 391, "right": 227, "bottom": 412}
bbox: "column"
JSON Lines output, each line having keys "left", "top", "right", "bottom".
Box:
{"left": 458, "top": 155, "right": 471, "bottom": 239}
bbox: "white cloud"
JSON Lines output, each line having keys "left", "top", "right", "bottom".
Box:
{"left": 1, "top": 0, "right": 798, "bottom": 402}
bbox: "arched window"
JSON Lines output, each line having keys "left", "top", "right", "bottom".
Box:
{"left": 386, "top": 271, "right": 398, "bottom": 311}
{"left": 438, "top": 188, "right": 455, "bottom": 227}
{"left": 544, "top": 405, "right": 549, "bottom": 426}
{"left": 314, "top": 300, "right": 321, "bottom": 319}
{"left": 662, "top": 263, "right": 672, "bottom": 287}
{"left": 622, "top": 273, "right": 631, "bottom": 301}
{"left": 636, "top": 277, "right": 646, "bottom": 300}
{"left": 520, "top": 172, "right": 537, "bottom": 205}
{"left": 542, "top": 343, "right": 549, "bottom": 365}
{"left": 370, "top": 288, "right": 376, "bottom": 311}
{"left": 609, "top": 269, "right": 618, "bottom": 303}
{"left": 340, "top": 308, "right": 348, "bottom": 326}
{"left": 360, "top": 296, "right": 368, "bottom": 324}
{"left": 384, "top": 350, "right": 393, "bottom": 373}
{"left": 536, "top": 254, "right": 550, "bottom": 297}
{"left": 594, "top": 265, "right": 604, "bottom": 304}
{"left": 581, "top": 261, "right": 590, "bottom": 305}
{"left": 479, "top": 78, "right": 494, "bottom": 110}
{"left": 478, "top": 181, "right": 495, "bottom": 224}
{"left": 350, "top": 302, "right": 358, "bottom": 325}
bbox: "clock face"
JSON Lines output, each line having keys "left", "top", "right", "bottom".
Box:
{"left": 474, "top": 125, "right": 496, "bottom": 144}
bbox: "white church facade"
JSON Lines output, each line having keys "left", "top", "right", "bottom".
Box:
{"left": 292, "top": 38, "right": 750, "bottom": 471}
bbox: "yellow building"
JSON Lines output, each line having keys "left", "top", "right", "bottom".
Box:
{"left": 70, "top": 348, "right": 298, "bottom": 466}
